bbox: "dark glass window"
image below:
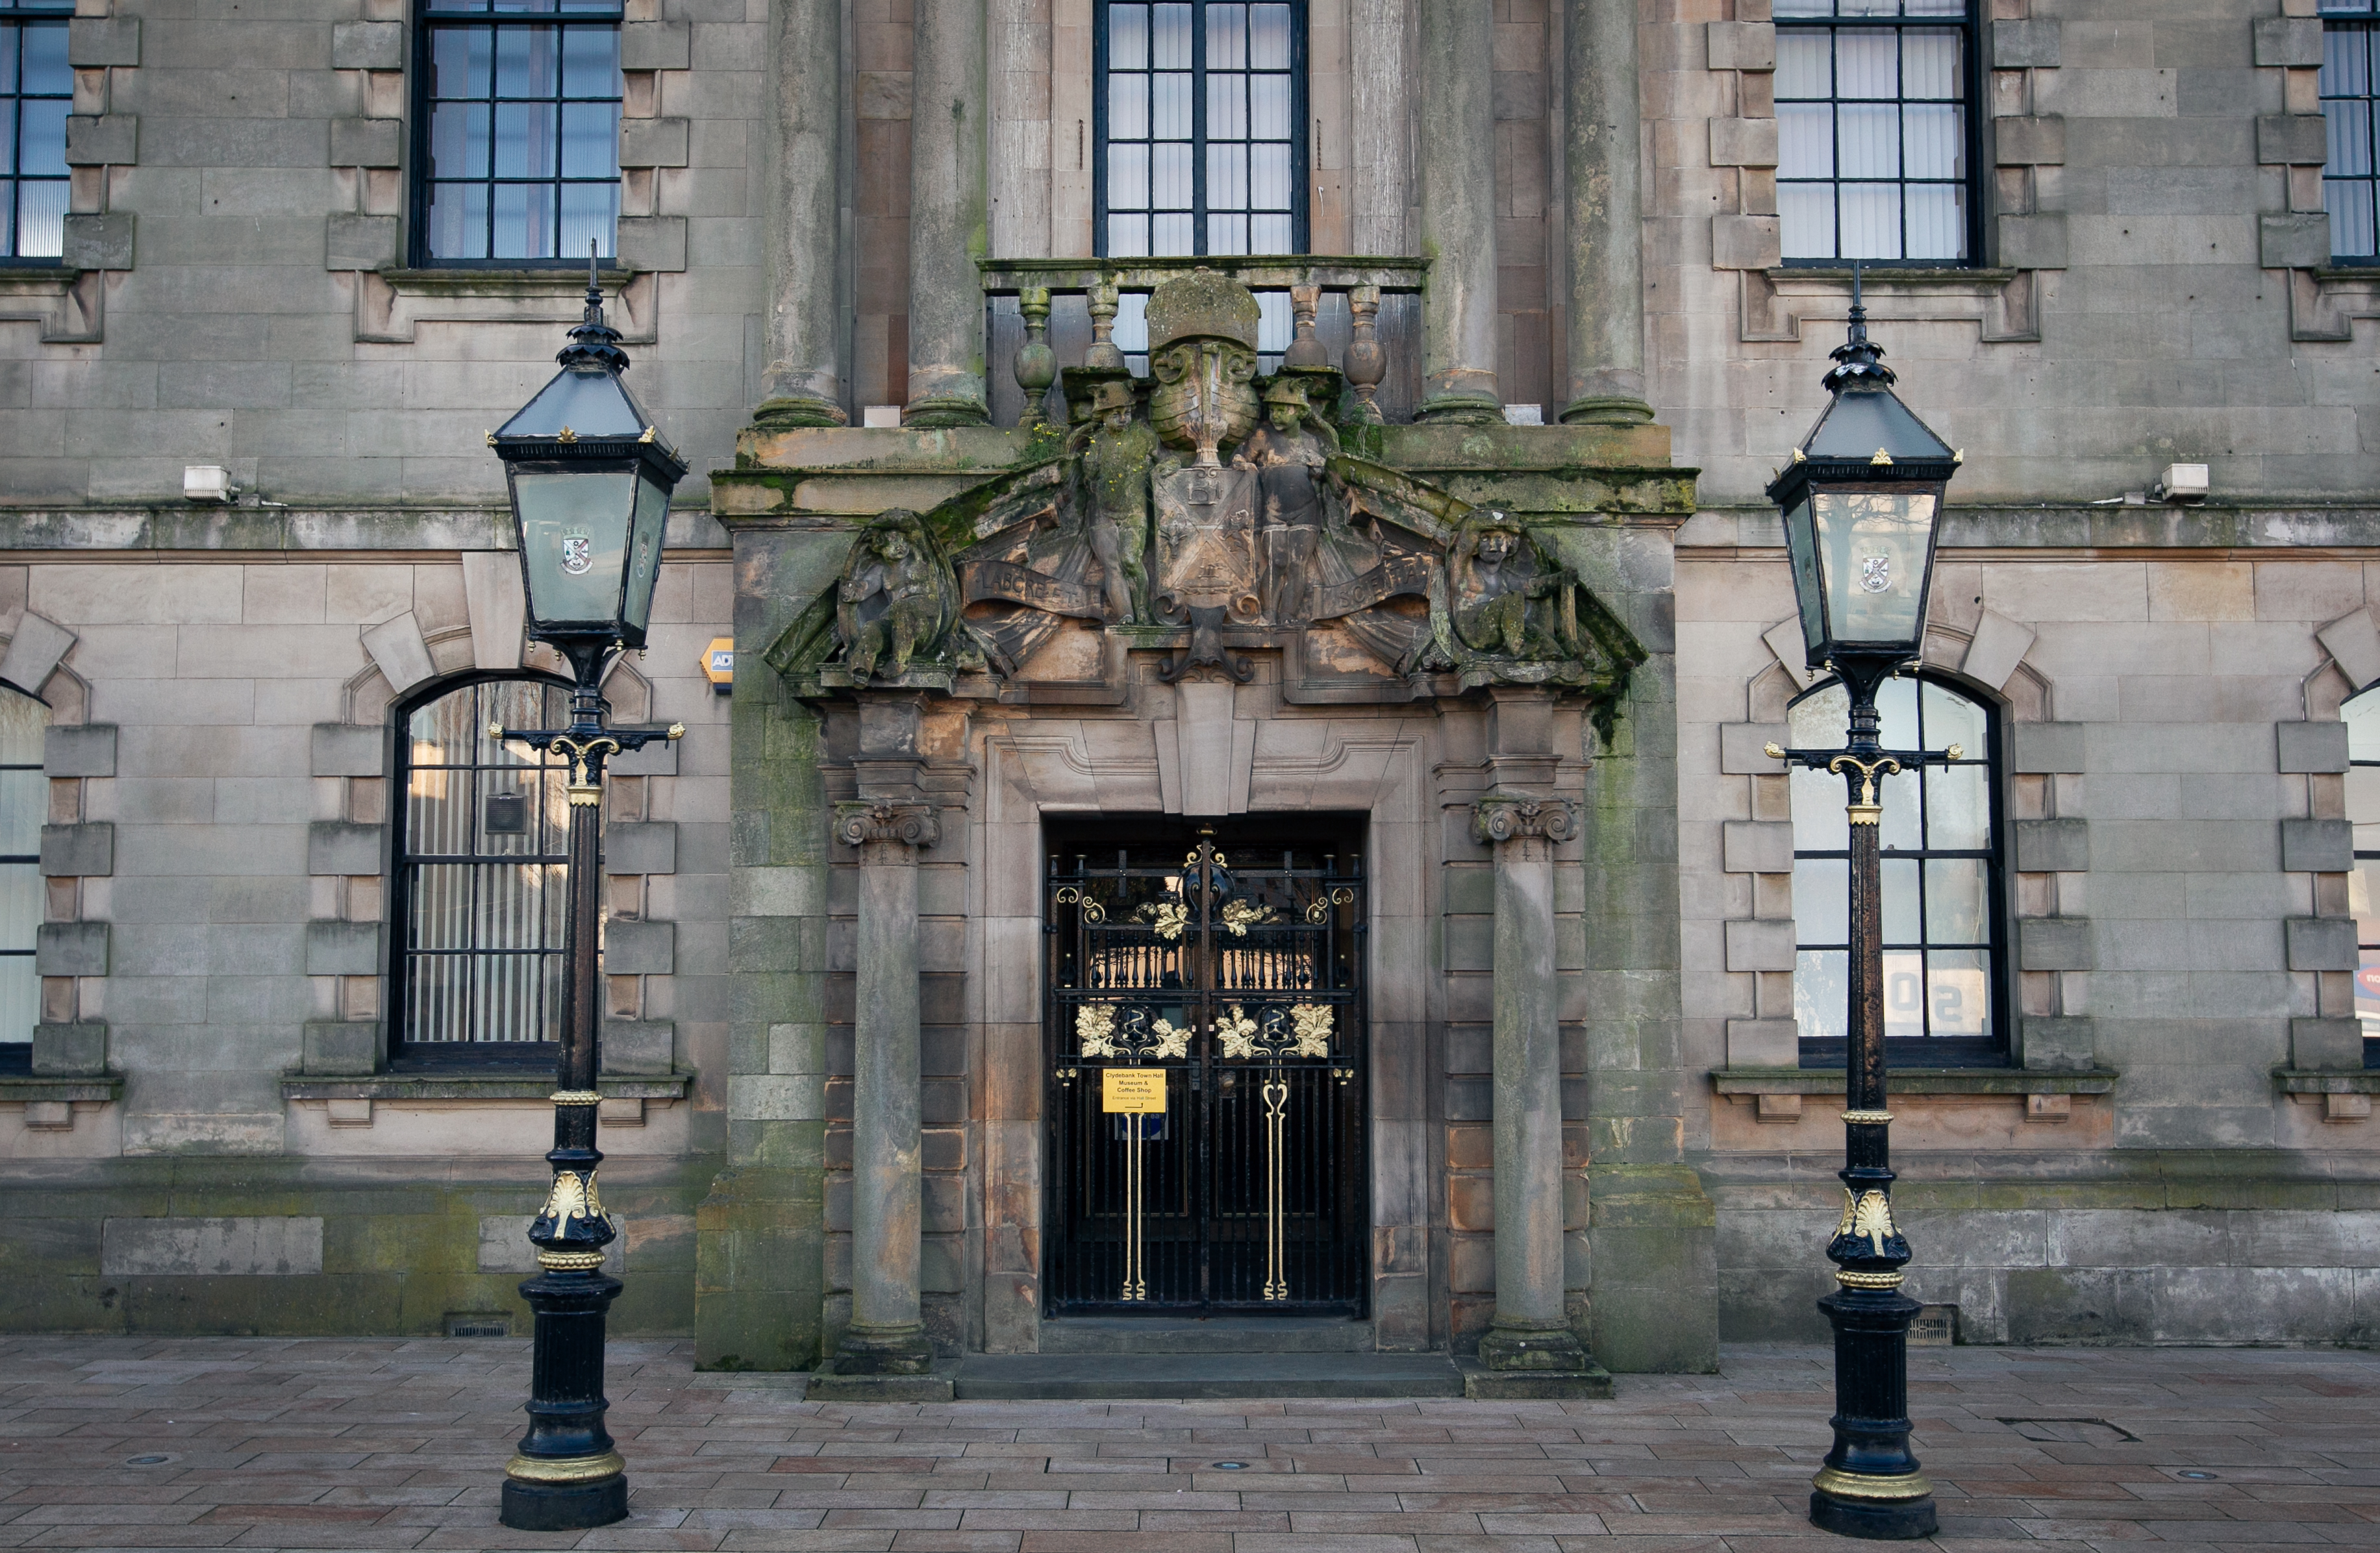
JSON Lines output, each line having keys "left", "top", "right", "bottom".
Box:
{"left": 0, "top": 688, "right": 44, "bottom": 1073}
{"left": 1775, "top": 0, "right": 1976, "bottom": 265}
{"left": 1096, "top": 0, "right": 1305, "bottom": 258}
{"left": 415, "top": 0, "right": 621, "bottom": 265}
{"left": 2323, "top": 1, "right": 2380, "bottom": 262}
{"left": 0, "top": 1, "right": 72, "bottom": 262}
{"left": 1790, "top": 674, "right": 2005, "bottom": 1064}
{"left": 2344, "top": 688, "right": 2380, "bottom": 1067}
{"left": 392, "top": 677, "right": 583, "bottom": 1060}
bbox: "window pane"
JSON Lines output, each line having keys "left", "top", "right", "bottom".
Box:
{"left": 1111, "top": 71, "right": 1149, "bottom": 142}
{"left": 0, "top": 26, "right": 16, "bottom": 97}
{"left": 1209, "top": 141, "right": 1247, "bottom": 211}
{"left": 432, "top": 102, "right": 493, "bottom": 179}
{"left": 1779, "top": 103, "right": 1833, "bottom": 178}
{"left": 1256, "top": 288, "right": 1290, "bottom": 351}
{"left": 1792, "top": 765, "right": 1851, "bottom": 851}
{"left": 2333, "top": 178, "right": 2378, "bottom": 259}
{"left": 1780, "top": 179, "right": 1836, "bottom": 258}
{"left": 0, "top": 953, "right": 34, "bottom": 1042}
{"left": 1796, "top": 949, "right": 1849, "bottom": 1042}
{"left": 19, "top": 21, "right": 66, "bottom": 93}
{"left": 1110, "top": 3, "right": 1148, "bottom": 69}
{"left": 1875, "top": 675, "right": 1918, "bottom": 747}
{"left": 1836, "top": 29, "right": 1897, "bottom": 98}
{"left": 1208, "top": 3, "right": 1246, "bottom": 69}
{"left": 0, "top": 866, "right": 35, "bottom": 953}
{"left": 1152, "top": 70, "right": 1192, "bottom": 140}
{"left": 1920, "top": 678, "right": 1987, "bottom": 752}
{"left": 1840, "top": 181, "right": 1904, "bottom": 258}
{"left": 1837, "top": 104, "right": 1900, "bottom": 177}
{"left": 1903, "top": 102, "right": 1960, "bottom": 179}
{"left": 1879, "top": 753, "right": 1921, "bottom": 849}
{"left": 1881, "top": 856, "right": 1920, "bottom": 943}
{"left": 1904, "top": 182, "right": 1964, "bottom": 259}
{"left": 1250, "top": 212, "right": 1292, "bottom": 251}
{"left": 560, "top": 101, "right": 618, "bottom": 178}
{"left": 1795, "top": 858, "right": 1849, "bottom": 943}
{"left": 13, "top": 177, "right": 60, "bottom": 258}
{"left": 493, "top": 179, "right": 553, "bottom": 258}
{"left": 495, "top": 24, "right": 557, "bottom": 96}
{"left": 494, "top": 102, "right": 557, "bottom": 177}
{"left": 1250, "top": 3, "right": 1292, "bottom": 67}
{"left": 1110, "top": 142, "right": 1150, "bottom": 209}
{"left": 434, "top": 25, "right": 494, "bottom": 98}
{"left": 1251, "top": 71, "right": 1290, "bottom": 140}
{"left": 2330, "top": 98, "right": 2374, "bottom": 176}
{"left": 560, "top": 23, "right": 618, "bottom": 95}
{"left": 1153, "top": 3, "right": 1192, "bottom": 68}
{"left": 429, "top": 179, "right": 490, "bottom": 258}
{"left": 1883, "top": 949, "right": 1925, "bottom": 1038}
{"left": 1775, "top": 0, "right": 1833, "bottom": 15}
{"left": 1251, "top": 141, "right": 1291, "bottom": 209}
{"left": 558, "top": 179, "right": 617, "bottom": 258}
{"left": 1926, "top": 949, "right": 1992, "bottom": 1038}
{"left": 2329, "top": 23, "right": 2372, "bottom": 96}
{"left": 1901, "top": 29, "right": 1959, "bottom": 99}
{"left": 1109, "top": 212, "right": 1150, "bottom": 256}
{"left": 1208, "top": 212, "right": 1248, "bottom": 254}
{"left": 17, "top": 98, "right": 64, "bottom": 177}
{"left": 1153, "top": 210, "right": 1194, "bottom": 254}
{"left": 1925, "top": 763, "right": 1988, "bottom": 850}
{"left": 1923, "top": 858, "right": 1988, "bottom": 942}
{"left": 1209, "top": 71, "right": 1247, "bottom": 141}
{"left": 1777, "top": 31, "right": 1831, "bottom": 98}
{"left": 1153, "top": 140, "right": 1193, "bottom": 211}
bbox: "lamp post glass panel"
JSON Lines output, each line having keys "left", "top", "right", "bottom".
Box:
{"left": 487, "top": 251, "right": 688, "bottom": 1533}
{"left": 1765, "top": 275, "right": 1957, "bottom": 1541}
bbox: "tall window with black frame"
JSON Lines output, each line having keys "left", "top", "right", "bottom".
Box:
{"left": 0, "top": 0, "right": 69, "bottom": 262}
{"left": 1790, "top": 674, "right": 2005, "bottom": 1063}
{"left": 2324, "top": 0, "right": 2380, "bottom": 262}
{"left": 0, "top": 689, "right": 43, "bottom": 1075}
{"left": 415, "top": 0, "right": 623, "bottom": 265}
{"left": 1775, "top": 0, "right": 1975, "bottom": 265}
{"left": 392, "top": 678, "right": 589, "bottom": 1063}
{"left": 2345, "top": 688, "right": 2380, "bottom": 1067}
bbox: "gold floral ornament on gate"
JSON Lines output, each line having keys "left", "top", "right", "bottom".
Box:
{"left": 1075, "top": 1004, "right": 1190, "bottom": 1061}
{"left": 1136, "top": 901, "right": 1189, "bottom": 939}
{"left": 1218, "top": 1001, "right": 1334, "bottom": 1060}
{"left": 1219, "top": 899, "right": 1277, "bottom": 936}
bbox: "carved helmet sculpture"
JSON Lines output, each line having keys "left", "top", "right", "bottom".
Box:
{"left": 1144, "top": 269, "right": 1262, "bottom": 469}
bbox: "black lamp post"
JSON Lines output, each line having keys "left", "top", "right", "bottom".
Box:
{"left": 1763, "top": 273, "right": 1959, "bottom": 1541}
{"left": 487, "top": 249, "right": 687, "bottom": 1532}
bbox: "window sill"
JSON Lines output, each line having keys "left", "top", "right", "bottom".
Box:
{"left": 1768, "top": 265, "right": 2016, "bottom": 285}
{"left": 1710, "top": 1066, "right": 2118, "bottom": 1097}
{"left": 2312, "top": 266, "right": 2380, "bottom": 282}
{"left": 0, "top": 1075, "right": 121, "bottom": 1104}
{"left": 281, "top": 1071, "right": 690, "bottom": 1102}
{"left": 376, "top": 266, "right": 637, "bottom": 293}
{"left": 2272, "top": 1068, "right": 2380, "bottom": 1095}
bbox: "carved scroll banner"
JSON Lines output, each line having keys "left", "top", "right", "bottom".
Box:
{"left": 958, "top": 559, "right": 1106, "bottom": 619}
{"left": 1308, "top": 551, "right": 1435, "bottom": 621}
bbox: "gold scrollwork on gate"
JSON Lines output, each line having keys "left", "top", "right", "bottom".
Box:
{"left": 1261, "top": 1075, "right": 1290, "bottom": 1300}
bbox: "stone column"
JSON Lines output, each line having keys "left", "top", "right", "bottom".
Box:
{"left": 1472, "top": 793, "right": 1592, "bottom": 1376}
{"left": 1560, "top": 0, "right": 1654, "bottom": 425}
{"left": 904, "top": 0, "right": 991, "bottom": 427}
{"left": 1416, "top": 0, "right": 1501, "bottom": 423}
{"left": 823, "top": 797, "right": 939, "bottom": 1380}
{"left": 754, "top": 0, "right": 847, "bottom": 427}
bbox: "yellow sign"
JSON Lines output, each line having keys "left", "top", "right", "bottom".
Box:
{"left": 1102, "top": 1068, "right": 1166, "bottom": 1113}
{"left": 702, "top": 636, "right": 733, "bottom": 693}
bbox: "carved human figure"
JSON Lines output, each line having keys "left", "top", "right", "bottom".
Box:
{"left": 837, "top": 511, "right": 951, "bottom": 680}
{"left": 1237, "top": 379, "right": 1340, "bottom": 622}
{"left": 1448, "top": 512, "right": 1575, "bottom": 659}
{"left": 1069, "top": 379, "right": 1160, "bottom": 623}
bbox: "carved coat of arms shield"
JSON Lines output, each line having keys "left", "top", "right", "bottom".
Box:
{"left": 1153, "top": 464, "right": 1259, "bottom": 617}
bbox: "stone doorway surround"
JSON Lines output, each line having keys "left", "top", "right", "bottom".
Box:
{"left": 971, "top": 694, "right": 1438, "bottom": 1353}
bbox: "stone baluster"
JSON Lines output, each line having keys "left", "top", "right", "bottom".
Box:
{"left": 903, "top": 0, "right": 990, "bottom": 427}
{"left": 823, "top": 791, "right": 940, "bottom": 1382}
{"left": 1085, "top": 280, "right": 1126, "bottom": 372}
{"left": 1284, "top": 282, "right": 1329, "bottom": 369}
{"left": 1561, "top": 0, "right": 1655, "bottom": 425}
{"left": 1344, "top": 285, "right": 1386, "bottom": 424}
{"left": 1416, "top": 0, "right": 1502, "bottom": 424}
{"left": 753, "top": 0, "right": 846, "bottom": 427}
{"left": 1014, "top": 288, "right": 1056, "bottom": 427}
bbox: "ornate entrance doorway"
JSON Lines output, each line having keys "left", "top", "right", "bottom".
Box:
{"left": 1044, "top": 819, "right": 1368, "bottom": 1315}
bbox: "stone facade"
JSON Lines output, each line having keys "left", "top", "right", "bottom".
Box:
{"left": 0, "top": 0, "right": 2369, "bottom": 1364}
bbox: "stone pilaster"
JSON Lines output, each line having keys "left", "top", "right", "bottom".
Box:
{"left": 1560, "top": 0, "right": 1653, "bottom": 426}
{"left": 753, "top": 0, "right": 847, "bottom": 427}
{"left": 1416, "top": 0, "right": 1501, "bottom": 424}
{"left": 903, "top": 0, "right": 990, "bottom": 427}
{"left": 813, "top": 781, "right": 950, "bottom": 1398}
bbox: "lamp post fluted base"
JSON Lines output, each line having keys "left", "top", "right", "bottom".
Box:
{"left": 501, "top": 1471, "right": 629, "bottom": 1531}
{"left": 1809, "top": 1286, "right": 1936, "bottom": 1539}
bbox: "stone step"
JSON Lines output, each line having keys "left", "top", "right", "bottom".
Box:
{"left": 1037, "top": 1316, "right": 1374, "bottom": 1355}
{"left": 951, "top": 1350, "right": 1466, "bottom": 1401}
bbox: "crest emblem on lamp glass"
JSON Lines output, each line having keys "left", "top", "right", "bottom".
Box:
{"left": 561, "top": 532, "right": 593, "bottom": 576}
{"left": 1859, "top": 553, "right": 1892, "bottom": 593}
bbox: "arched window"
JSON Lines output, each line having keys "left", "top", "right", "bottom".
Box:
{"left": 391, "top": 676, "right": 580, "bottom": 1061}
{"left": 1788, "top": 672, "right": 2005, "bottom": 1063}
{"left": 0, "top": 687, "right": 45, "bottom": 1070}
{"left": 2344, "top": 688, "right": 2380, "bottom": 1066}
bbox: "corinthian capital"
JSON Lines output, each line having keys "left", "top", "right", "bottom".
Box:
{"left": 834, "top": 799, "right": 940, "bottom": 850}
{"left": 1472, "top": 795, "right": 1575, "bottom": 846}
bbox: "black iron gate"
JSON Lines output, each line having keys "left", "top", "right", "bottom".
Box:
{"left": 1046, "top": 822, "right": 1367, "bottom": 1315}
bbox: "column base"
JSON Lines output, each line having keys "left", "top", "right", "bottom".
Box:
{"left": 1475, "top": 1319, "right": 1592, "bottom": 1373}
{"left": 1810, "top": 1479, "right": 1938, "bottom": 1541}
{"left": 752, "top": 395, "right": 850, "bottom": 429}
{"left": 1456, "top": 1353, "right": 1614, "bottom": 1399}
{"left": 1415, "top": 391, "right": 1505, "bottom": 425}
{"left": 1559, "top": 394, "right": 1655, "bottom": 426}
{"left": 823, "top": 1320, "right": 937, "bottom": 1374}
{"left": 808, "top": 1363, "right": 958, "bottom": 1402}
{"left": 903, "top": 391, "right": 991, "bottom": 429}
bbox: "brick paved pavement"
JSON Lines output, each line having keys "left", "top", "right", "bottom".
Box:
{"left": 0, "top": 1337, "right": 2370, "bottom": 1551}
